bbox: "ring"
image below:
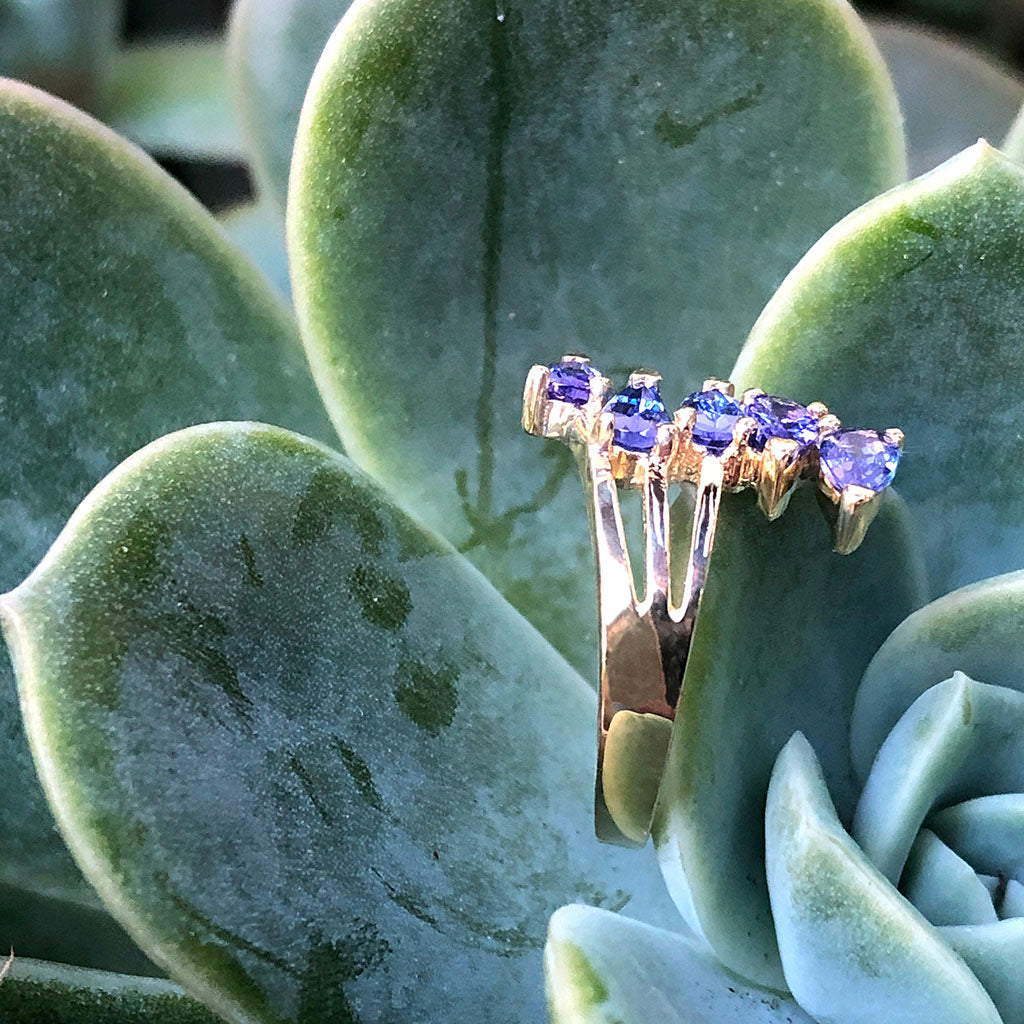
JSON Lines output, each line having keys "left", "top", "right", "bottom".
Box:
{"left": 523, "top": 355, "right": 904, "bottom": 846}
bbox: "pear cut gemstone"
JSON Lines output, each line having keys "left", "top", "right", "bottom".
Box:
{"left": 546, "top": 359, "right": 598, "bottom": 406}
{"left": 743, "top": 394, "right": 818, "bottom": 450}
{"left": 819, "top": 430, "right": 901, "bottom": 492}
{"left": 681, "top": 389, "right": 744, "bottom": 455}
{"left": 604, "top": 383, "right": 671, "bottom": 452}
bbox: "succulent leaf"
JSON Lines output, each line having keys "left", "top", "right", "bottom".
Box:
{"left": 0, "top": 78, "right": 333, "bottom": 957}
{"left": 734, "top": 142, "right": 1024, "bottom": 602}
{"left": 869, "top": 21, "right": 1024, "bottom": 176}
{"left": 0, "top": 957, "right": 218, "bottom": 1024}
{"left": 227, "top": 0, "right": 350, "bottom": 208}
{"left": 287, "top": 0, "right": 905, "bottom": 673}
{"left": 652, "top": 488, "right": 923, "bottom": 988}
{"left": 2, "top": 422, "right": 677, "bottom": 1024}
{"left": 100, "top": 40, "right": 245, "bottom": 162}
{"left": 544, "top": 904, "right": 814, "bottom": 1024}
{"left": 764, "top": 733, "right": 1002, "bottom": 1024}
{"left": 853, "top": 570, "right": 1024, "bottom": 779}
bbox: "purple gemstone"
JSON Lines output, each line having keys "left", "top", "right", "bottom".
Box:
{"left": 547, "top": 359, "right": 598, "bottom": 406}
{"left": 743, "top": 394, "right": 819, "bottom": 451}
{"left": 819, "top": 430, "right": 901, "bottom": 492}
{"left": 681, "top": 389, "right": 744, "bottom": 455}
{"left": 604, "top": 383, "right": 671, "bottom": 453}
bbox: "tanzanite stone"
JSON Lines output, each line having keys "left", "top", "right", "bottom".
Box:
{"left": 604, "top": 383, "right": 671, "bottom": 452}
{"left": 743, "top": 393, "right": 819, "bottom": 451}
{"left": 547, "top": 359, "right": 597, "bottom": 406}
{"left": 681, "top": 389, "right": 744, "bottom": 455}
{"left": 819, "top": 430, "right": 901, "bottom": 492}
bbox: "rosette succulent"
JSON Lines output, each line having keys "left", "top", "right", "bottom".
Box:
{"left": 2, "top": 1, "right": 1024, "bottom": 1022}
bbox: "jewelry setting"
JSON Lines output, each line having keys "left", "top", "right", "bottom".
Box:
{"left": 523, "top": 354, "right": 903, "bottom": 846}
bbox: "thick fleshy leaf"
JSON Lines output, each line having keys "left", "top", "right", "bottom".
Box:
{"left": 100, "top": 39, "right": 245, "bottom": 162}
{"left": 733, "top": 142, "right": 1024, "bottom": 602}
{"left": 0, "top": 0, "right": 120, "bottom": 109}
{"left": 853, "top": 571, "right": 1024, "bottom": 779}
{"left": 765, "top": 733, "right": 1000, "bottom": 1024}
{"left": 227, "top": 0, "right": 348, "bottom": 208}
{"left": 652, "top": 487, "right": 923, "bottom": 988}
{"left": 853, "top": 675, "right": 1024, "bottom": 885}
{"left": 0, "top": 958, "right": 218, "bottom": 1024}
{"left": 930, "top": 793, "right": 1024, "bottom": 881}
{"left": 544, "top": 905, "right": 814, "bottom": 1024}
{"left": 0, "top": 80, "right": 333, "bottom": 953}
{"left": 941, "top": 920, "right": 1024, "bottom": 1024}
{"left": 869, "top": 21, "right": 1024, "bottom": 176}
{"left": 219, "top": 200, "right": 291, "bottom": 300}
{"left": 3, "top": 422, "right": 677, "bottom": 1024}
{"left": 901, "top": 830, "right": 997, "bottom": 927}
{"left": 289, "top": 0, "right": 905, "bottom": 671}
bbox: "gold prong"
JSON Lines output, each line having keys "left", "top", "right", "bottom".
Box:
{"left": 702, "top": 377, "right": 735, "bottom": 396}
{"left": 819, "top": 484, "right": 882, "bottom": 555}
{"left": 596, "top": 410, "right": 615, "bottom": 452}
{"left": 757, "top": 437, "right": 802, "bottom": 520}
{"left": 741, "top": 387, "right": 766, "bottom": 404}
{"left": 817, "top": 414, "right": 841, "bottom": 436}
{"left": 884, "top": 428, "right": 905, "bottom": 450}
{"left": 674, "top": 405, "right": 696, "bottom": 433}
{"left": 628, "top": 369, "right": 662, "bottom": 388}
{"left": 522, "top": 364, "right": 550, "bottom": 436}
{"left": 732, "top": 415, "right": 758, "bottom": 446}
{"left": 806, "top": 401, "right": 829, "bottom": 418}
{"left": 562, "top": 352, "right": 590, "bottom": 364}
{"left": 653, "top": 421, "right": 675, "bottom": 461}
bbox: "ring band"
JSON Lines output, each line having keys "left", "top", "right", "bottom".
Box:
{"left": 524, "top": 356, "right": 903, "bottom": 845}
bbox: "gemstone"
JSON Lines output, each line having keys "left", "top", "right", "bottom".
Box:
{"left": 819, "top": 430, "right": 901, "bottom": 492}
{"left": 604, "top": 383, "right": 671, "bottom": 452}
{"left": 547, "top": 359, "right": 598, "bottom": 406}
{"left": 743, "top": 393, "right": 819, "bottom": 451}
{"left": 681, "top": 388, "right": 744, "bottom": 455}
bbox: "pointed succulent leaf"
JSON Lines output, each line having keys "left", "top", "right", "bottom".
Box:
{"left": 869, "top": 21, "right": 1024, "bottom": 176}
{"left": 0, "top": 0, "right": 120, "bottom": 109}
{"left": 0, "top": 79, "right": 333, "bottom": 953}
{"left": 227, "top": 0, "right": 349, "bottom": 208}
{"left": 940, "top": 920, "right": 1024, "bottom": 1024}
{"left": 765, "top": 733, "right": 1001, "bottom": 1024}
{"left": 2, "top": 422, "right": 677, "bottom": 1024}
{"left": 734, "top": 142, "right": 1024, "bottom": 601}
{"left": 100, "top": 40, "right": 245, "bottom": 162}
{"left": 544, "top": 904, "right": 814, "bottom": 1024}
{"left": 853, "top": 571, "right": 1024, "bottom": 778}
{"left": 0, "top": 958, "right": 218, "bottom": 1024}
{"left": 652, "top": 488, "right": 923, "bottom": 989}
{"left": 288, "top": 0, "right": 905, "bottom": 671}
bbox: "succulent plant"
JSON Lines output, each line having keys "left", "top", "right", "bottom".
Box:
{"left": 2, "top": 0, "right": 1024, "bottom": 1022}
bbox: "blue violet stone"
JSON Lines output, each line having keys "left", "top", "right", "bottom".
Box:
{"left": 681, "top": 389, "right": 744, "bottom": 455}
{"left": 604, "top": 383, "right": 671, "bottom": 453}
{"left": 743, "top": 393, "right": 818, "bottom": 451}
{"left": 819, "top": 430, "right": 901, "bottom": 492}
{"left": 547, "top": 359, "right": 598, "bottom": 406}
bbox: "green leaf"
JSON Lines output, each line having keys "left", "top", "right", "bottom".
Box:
{"left": 869, "top": 20, "right": 1024, "bottom": 176}
{"left": 227, "top": 0, "right": 349, "bottom": 208}
{"left": 853, "top": 570, "right": 1024, "bottom": 780}
{"left": 0, "top": 79, "right": 334, "bottom": 957}
{"left": 3, "top": 422, "right": 678, "bottom": 1024}
{"left": 544, "top": 904, "right": 814, "bottom": 1024}
{"left": 288, "top": 0, "right": 905, "bottom": 672}
{"left": 651, "top": 487, "right": 923, "bottom": 989}
{"left": 734, "top": 142, "right": 1024, "bottom": 602}
{"left": 0, "top": 0, "right": 120, "bottom": 110}
{"left": 0, "top": 957, "right": 218, "bottom": 1023}
{"left": 100, "top": 39, "right": 245, "bottom": 162}
{"left": 765, "top": 733, "right": 1001, "bottom": 1024}
{"left": 219, "top": 200, "right": 292, "bottom": 301}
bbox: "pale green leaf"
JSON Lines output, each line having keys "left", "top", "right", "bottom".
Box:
{"left": 101, "top": 39, "right": 245, "bottom": 162}
{"left": 3, "top": 422, "right": 677, "bottom": 1024}
{"left": 288, "top": 0, "right": 905, "bottom": 671}
{"left": 544, "top": 904, "right": 814, "bottom": 1024}
{"left": 765, "top": 733, "right": 1000, "bottom": 1024}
